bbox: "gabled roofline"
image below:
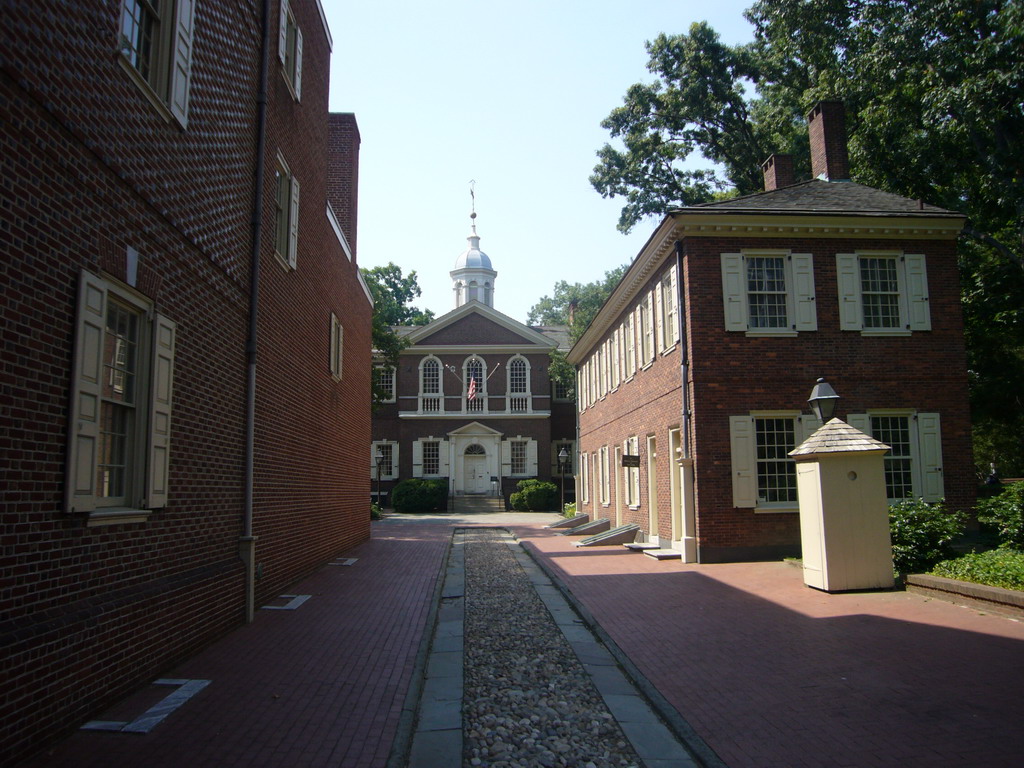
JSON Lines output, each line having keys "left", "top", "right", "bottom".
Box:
{"left": 404, "top": 301, "right": 556, "bottom": 349}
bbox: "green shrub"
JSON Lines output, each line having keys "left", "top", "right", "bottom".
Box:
{"left": 508, "top": 479, "right": 558, "bottom": 512}
{"left": 562, "top": 502, "right": 577, "bottom": 518}
{"left": 889, "top": 498, "right": 966, "bottom": 574}
{"left": 391, "top": 478, "right": 448, "bottom": 513}
{"left": 370, "top": 503, "right": 384, "bottom": 521}
{"left": 932, "top": 549, "right": 1024, "bottom": 591}
{"left": 977, "top": 481, "right": 1024, "bottom": 550}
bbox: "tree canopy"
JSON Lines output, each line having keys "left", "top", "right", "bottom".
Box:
{"left": 591, "top": 0, "right": 1024, "bottom": 476}
{"left": 527, "top": 264, "right": 629, "bottom": 342}
{"left": 360, "top": 263, "right": 434, "bottom": 409}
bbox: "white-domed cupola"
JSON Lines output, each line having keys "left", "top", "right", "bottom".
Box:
{"left": 451, "top": 211, "right": 497, "bottom": 308}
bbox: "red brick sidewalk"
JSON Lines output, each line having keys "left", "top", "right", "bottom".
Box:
{"left": 517, "top": 528, "right": 1024, "bottom": 768}
{"left": 22, "top": 522, "right": 450, "bottom": 768}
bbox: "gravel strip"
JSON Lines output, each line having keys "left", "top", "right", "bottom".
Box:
{"left": 463, "top": 528, "right": 642, "bottom": 768}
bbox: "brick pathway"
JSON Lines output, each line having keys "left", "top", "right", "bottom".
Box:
{"left": 23, "top": 522, "right": 450, "bottom": 768}
{"left": 516, "top": 528, "right": 1024, "bottom": 768}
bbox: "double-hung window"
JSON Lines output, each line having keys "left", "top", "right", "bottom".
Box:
{"left": 721, "top": 252, "right": 816, "bottom": 334}
{"left": 729, "top": 414, "right": 816, "bottom": 510}
{"left": 502, "top": 437, "right": 536, "bottom": 477}
{"left": 837, "top": 252, "right": 930, "bottom": 334}
{"left": 599, "top": 446, "right": 610, "bottom": 505}
{"left": 419, "top": 357, "right": 442, "bottom": 413}
{"left": 118, "top": 0, "right": 196, "bottom": 126}
{"left": 639, "top": 295, "right": 655, "bottom": 365}
{"left": 375, "top": 365, "right": 395, "bottom": 403}
{"left": 624, "top": 436, "right": 640, "bottom": 507}
{"left": 274, "top": 153, "right": 300, "bottom": 269}
{"left": 67, "top": 270, "right": 176, "bottom": 522}
{"left": 329, "top": 314, "right": 343, "bottom": 380}
{"left": 511, "top": 441, "right": 527, "bottom": 475}
{"left": 847, "top": 412, "right": 943, "bottom": 501}
{"left": 507, "top": 357, "right": 529, "bottom": 413}
{"left": 371, "top": 441, "right": 398, "bottom": 481}
{"left": 659, "top": 268, "right": 679, "bottom": 350}
{"left": 278, "top": 0, "right": 303, "bottom": 100}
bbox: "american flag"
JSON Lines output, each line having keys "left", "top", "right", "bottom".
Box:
{"left": 468, "top": 377, "right": 477, "bottom": 401}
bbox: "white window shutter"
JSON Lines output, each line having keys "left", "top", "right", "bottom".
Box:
{"left": 797, "top": 414, "right": 819, "bottom": 445}
{"left": 169, "top": 0, "right": 196, "bottom": 127}
{"left": 729, "top": 416, "right": 757, "bottom": 508}
{"left": 791, "top": 254, "right": 817, "bottom": 331}
{"left": 527, "top": 440, "right": 538, "bottom": 476}
{"left": 645, "top": 293, "right": 655, "bottom": 363}
{"left": 278, "top": 0, "right": 289, "bottom": 63}
{"left": 370, "top": 443, "right": 380, "bottom": 476}
{"left": 66, "top": 272, "right": 108, "bottom": 513}
{"left": 412, "top": 440, "right": 423, "bottom": 477}
{"left": 918, "top": 412, "right": 943, "bottom": 501}
{"left": 293, "top": 27, "right": 303, "bottom": 101}
{"left": 438, "top": 441, "right": 449, "bottom": 475}
{"left": 904, "top": 255, "right": 931, "bottom": 331}
{"left": 550, "top": 444, "right": 558, "bottom": 476}
{"left": 500, "top": 441, "right": 511, "bottom": 474}
{"left": 146, "top": 314, "right": 176, "bottom": 509}
{"left": 670, "top": 265, "right": 680, "bottom": 343}
{"left": 836, "top": 254, "right": 862, "bottom": 330}
{"left": 391, "top": 444, "right": 400, "bottom": 479}
{"left": 721, "top": 254, "right": 747, "bottom": 332}
{"left": 654, "top": 284, "right": 664, "bottom": 353}
{"left": 288, "top": 175, "right": 300, "bottom": 268}
{"left": 846, "top": 413, "right": 870, "bottom": 435}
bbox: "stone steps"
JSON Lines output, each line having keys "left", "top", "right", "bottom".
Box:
{"left": 574, "top": 523, "right": 640, "bottom": 548}
{"left": 560, "top": 518, "right": 610, "bottom": 537}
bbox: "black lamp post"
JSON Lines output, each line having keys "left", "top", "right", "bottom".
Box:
{"left": 808, "top": 377, "right": 841, "bottom": 423}
{"left": 375, "top": 449, "right": 385, "bottom": 508}
{"left": 558, "top": 446, "right": 569, "bottom": 513}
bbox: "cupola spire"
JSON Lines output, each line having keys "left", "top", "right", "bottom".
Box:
{"left": 451, "top": 180, "right": 497, "bottom": 308}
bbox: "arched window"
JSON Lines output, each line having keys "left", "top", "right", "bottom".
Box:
{"left": 468, "top": 281, "right": 479, "bottom": 302}
{"left": 465, "top": 443, "right": 486, "bottom": 455}
{"left": 419, "top": 357, "right": 442, "bottom": 413}
{"left": 483, "top": 282, "right": 492, "bottom": 305}
{"left": 507, "top": 356, "right": 530, "bottom": 413}
{"left": 464, "top": 356, "right": 485, "bottom": 412}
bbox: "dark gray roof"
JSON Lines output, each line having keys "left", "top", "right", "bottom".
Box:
{"left": 533, "top": 325, "right": 571, "bottom": 352}
{"left": 684, "top": 180, "right": 960, "bottom": 217}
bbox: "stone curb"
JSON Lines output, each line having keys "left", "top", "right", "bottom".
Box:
{"left": 517, "top": 538, "right": 728, "bottom": 768}
{"left": 905, "top": 573, "right": 1024, "bottom": 619}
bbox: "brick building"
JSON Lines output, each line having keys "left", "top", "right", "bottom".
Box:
{"left": 0, "top": 0, "right": 371, "bottom": 761}
{"left": 371, "top": 218, "right": 576, "bottom": 506}
{"left": 569, "top": 102, "right": 972, "bottom": 563}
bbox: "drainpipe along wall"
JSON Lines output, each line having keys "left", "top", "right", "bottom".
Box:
{"left": 240, "top": 0, "right": 272, "bottom": 624}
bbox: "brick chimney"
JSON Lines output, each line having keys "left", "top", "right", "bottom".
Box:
{"left": 807, "top": 101, "right": 850, "bottom": 181}
{"left": 327, "top": 113, "right": 361, "bottom": 259}
{"left": 761, "top": 153, "right": 795, "bottom": 191}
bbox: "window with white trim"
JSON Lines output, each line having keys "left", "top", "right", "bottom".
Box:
{"left": 413, "top": 438, "right": 449, "bottom": 477}
{"left": 580, "top": 452, "right": 589, "bottom": 503}
{"left": 329, "top": 314, "right": 343, "bottom": 380}
{"left": 67, "top": 270, "right": 175, "bottom": 520}
{"left": 624, "top": 313, "right": 636, "bottom": 376}
{"left": 847, "top": 412, "right": 943, "bottom": 501}
{"left": 464, "top": 356, "right": 486, "bottom": 413}
{"left": 552, "top": 441, "right": 575, "bottom": 477}
{"left": 511, "top": 440, "right": 527, "bottom": 475}
{"left": 721, "top": 252, "right": 816, "bottom": 334}
{"left": 659, "top": 267, "right": 679, "bottom": 350}
{"left": 118, "top": 0, "right": 196, "bottom": 126}
{"left": 371, "top": 441, "right": 398, "bottom": 480}
{"left": 639, "top": 294, "right": 655, "bottom": 365}
{"left": 278, "top": 0, "right": 303, "bottom": 100}
{"left": 422, "top": 441, "right": 440, "bottom": 476}
{"left": 624, "top": 436, "right": 640, "bottom": 507}
{"left": 419, "top": 357, "right": 442, "bottom": 413}
{"left": 274, "top": 154, "right": 300, "bottom": 269}
{"left": 729, "top": 414, "right": 816, "bottom": 510}
{"left": 507, "top": 356, "right": 529, "bottom": 413}
{"left": 836, "top": 253, "right": 930, "bottom": 334}
{"left": 599, "top": 445, "right": 610, "bottom": 505}
{"left": 375, "top": 365, "right": 395, "bottom": 403}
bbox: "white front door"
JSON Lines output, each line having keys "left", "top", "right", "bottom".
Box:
{"left": 464, "top": 455, "right": 488, "bottom": 493}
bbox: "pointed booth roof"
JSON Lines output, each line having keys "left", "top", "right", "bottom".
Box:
{"left": 789, "top": 418, "right": 891, "bottom": 459}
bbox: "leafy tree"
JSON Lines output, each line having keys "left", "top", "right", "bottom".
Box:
{"left": 527, "top": 264, "right": 628, "bottom": 341}
{"left": 592, "top": 0, "right": 1024, "bottom": 477}
{"left": 360, "top": 263, "right": 434, "bottom": 409}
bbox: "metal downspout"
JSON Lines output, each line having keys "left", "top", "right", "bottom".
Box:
{"left": 241, "top": 0, "right": 273, "bottom": 624}
{"left": 675, "top": 241, "right": 691, "bottom": 458}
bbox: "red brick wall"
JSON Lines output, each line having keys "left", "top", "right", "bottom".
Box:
{"left": 327, "top": 113, "right": 360, "bottom": 256}
{"left": 0, "top": 1, "right": 369, "bottom": 761}
{"left": 576, "top": 232, "right": 973, "bottom": 562}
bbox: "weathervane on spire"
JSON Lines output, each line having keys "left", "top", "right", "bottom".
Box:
{"left": 469, "top": 179, "right": 477, "bottom": 232}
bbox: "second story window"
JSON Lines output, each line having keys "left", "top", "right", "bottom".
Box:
{"left": 419, "top": 357, "right": 441, "bottom": 413}
{"left": 721, "top": 252, "right": 817, "bottom": 334}
{"left": 278, "top": 0, "right": 303, "bottom": 100}
{"left": 118, "top": 0, "right": 196, "bottom": 125}
{"left": 274, "top": 154, "right": 300, "bottom": 269}
{"left": 837, "top": 253, "right": 930, "bottom": 334}
{"left": 508, "top": 357, "right": 529, "bottom": 413}
{"left": 465, "top": 357, "right": 485, "bottom": 412}
{"left": 375, "top": 366, "right": 395, "bottom": 402}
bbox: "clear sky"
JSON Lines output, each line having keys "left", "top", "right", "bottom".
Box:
{"left": 324, "top": 0, "right": 756, "bottom": 324}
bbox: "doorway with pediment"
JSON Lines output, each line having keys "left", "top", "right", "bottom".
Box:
{"left": 449, "top": 421, "right": 501, "bottom": 496}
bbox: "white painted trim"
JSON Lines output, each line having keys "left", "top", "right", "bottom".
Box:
{"left": 325, "top": 204, "right": 352, "bottom": 262}
{"left": 357, "top": 269, "right": 374, "bottom": 307}
{"left": 314, "top": 0, "right": 333, "bottom": 50}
